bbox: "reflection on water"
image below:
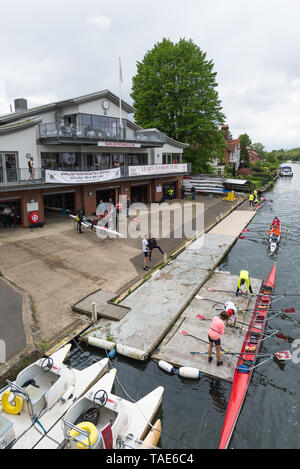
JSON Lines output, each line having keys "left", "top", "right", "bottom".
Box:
{"left": 69, "top": 165, "right": 300, "bottom": 449}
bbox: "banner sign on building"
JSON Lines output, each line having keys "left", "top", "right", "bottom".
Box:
{"left": 129, "top": 164, "right": 187, "bottom": 177}
{"left": 45, "top": 168, "right": 121, "bottom": 184}
{"left": 99, "top": 142, "right": 142, "bottom": 148}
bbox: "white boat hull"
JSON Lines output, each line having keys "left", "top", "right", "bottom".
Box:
{"left": 0, "top": 345, "right": 108, "bottom": 449}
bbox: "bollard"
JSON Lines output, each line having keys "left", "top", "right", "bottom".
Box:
{"left": 92, "top": 302, "right": 97, "bottom": 323}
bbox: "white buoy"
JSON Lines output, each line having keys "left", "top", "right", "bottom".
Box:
{"left": 158, "top": 360, "right": 176, "bottom": 374}
{"left": 178, "top": 367, "right": 201, "bottom": 379}
{"left": 116, "top": 344, "right": 147, "bottom": 361}
{"left": 87, "top": 336, "right": 116, "bottom": 351}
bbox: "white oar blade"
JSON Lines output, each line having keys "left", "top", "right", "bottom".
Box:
{"left": 195, "top": 295, "right": 204, "bottom": 300}
{"left": 274, "top": 351, "right": 292, "bottom": 360}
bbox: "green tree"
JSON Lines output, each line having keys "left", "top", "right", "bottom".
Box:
{"left": 131, "top": 38, "right": 226, "bottom": 172}
{"left": 251, "top": 142, "right": 266, "bottom": 158}
{"left": 239, "top": 133, "right": 252, "bottom": 168}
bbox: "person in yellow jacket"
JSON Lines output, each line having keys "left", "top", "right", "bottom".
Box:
{"left": 249, "top": 193, "right": 254, "bottom": 207}
{"left": 167, "top": 188, "right": 174, "bottom": 199}
{"left": 236, "top": 270, "right": 253, "bottom": 296}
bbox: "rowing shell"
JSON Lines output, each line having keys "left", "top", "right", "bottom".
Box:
{"left": 70, "top": 214, "right": 125, "bottom": 238}
{"left": 219, "top": 263, "right": 276, "bottom": 449}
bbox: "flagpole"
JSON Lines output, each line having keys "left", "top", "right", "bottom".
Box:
{"left": 118, "top": 57, "right": 123, "bottom": 136}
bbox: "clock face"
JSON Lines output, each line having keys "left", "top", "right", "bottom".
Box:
{"left": 102, "top": 100, "right": 110, "bottom": 110}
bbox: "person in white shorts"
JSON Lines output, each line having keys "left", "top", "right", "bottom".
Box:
{"left": 142, "top": 235, "right": 149, "bottom": 271}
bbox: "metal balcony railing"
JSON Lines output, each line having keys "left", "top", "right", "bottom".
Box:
{"left": 0, "top": 163, "right": 191, "bottom": 187}
{"left": 38, "top": 123, "right": 167, "bottom": 145}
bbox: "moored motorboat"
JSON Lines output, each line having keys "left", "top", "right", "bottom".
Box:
{"left": 58, "top": 370, "right": 164, "bottom": 450}
{"left": 0, "top": 344, "right": 108, "bottom": 449}
{"left": 279, "top": 165, "right": 293, "bottom": 177}
{"left": 219, "top": 264, "right": 276, "bottom": 449}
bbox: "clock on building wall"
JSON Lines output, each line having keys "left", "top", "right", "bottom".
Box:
{"left": 102, "top": 100, "right": 110, "bottom": 111}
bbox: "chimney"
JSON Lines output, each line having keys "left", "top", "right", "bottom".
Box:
{"left": 14, "top": 98, "right": 28, "bottom": 113}
{"left": 221, "top": 124, "right": 229, "bottom": 141}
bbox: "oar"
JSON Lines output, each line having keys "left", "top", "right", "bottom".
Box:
{"left": 181, "top": 330, "right": 255, "bottom": 364}
{"left": 195, "top": 295, "right": 224, "bottom": 306}
{"left": 180, "top": 330, "right": 210, "bottom": 346}
{"left": 190, "top": 350, "right": 281, "bottom": 358}
{"left": 195, "top": 315, "right": 291, "bottom": 342}
{"left": 208, "top": 288, "right": 300, "bottom": 297}
{"left": 215, "top": 307, "right": 296, "bottom": 314}
{"left": 207, "top": 288, "right": 255, "bottom": 296}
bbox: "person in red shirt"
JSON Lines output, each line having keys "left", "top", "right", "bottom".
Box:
{"left": 271, "top": 216, "right": 280, "bottom": 227}
{"left": 208, "top": 311, "right": 229, "bottom": 367}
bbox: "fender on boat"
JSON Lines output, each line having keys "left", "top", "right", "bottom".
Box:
{"left": 142, "top": 419, "right": 162, "bottom": 449}
{"left": 1, "top": 390, "right": 24, "bottom": 415}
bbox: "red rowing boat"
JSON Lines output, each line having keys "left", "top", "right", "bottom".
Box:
{"left": 219, "top": 263, "right": 277, "bottom": 449}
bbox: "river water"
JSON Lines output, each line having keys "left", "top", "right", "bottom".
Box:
{"left": 68, "top": 163, "right": 300, "bottom": 449}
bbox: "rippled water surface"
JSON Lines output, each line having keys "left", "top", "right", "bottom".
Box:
{"left": 68, "top": 165, "right": 300, "bottom": 449}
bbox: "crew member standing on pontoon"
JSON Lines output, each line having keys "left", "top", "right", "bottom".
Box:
{"left": 208, "top": 311, "right": 229, "bottom": 367}
{"left": 236, "top": 270, "right": 253, "bottom": 296}
{"left": 224, "top": 301, "right": 237, "bottom": 327}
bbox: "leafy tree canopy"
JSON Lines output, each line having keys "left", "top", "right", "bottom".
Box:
{"left": 131, "top": 38, "right": 226, "bottom": 172}
{"left": 239, "top": 133, "right": 252, "bottom": 168}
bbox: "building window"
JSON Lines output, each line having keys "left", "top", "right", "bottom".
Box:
{"left": 41, "top": 152, "right": 81, "bottom": 170}
{"left": 0, "top": 152, "right": 18, "bottom": 183}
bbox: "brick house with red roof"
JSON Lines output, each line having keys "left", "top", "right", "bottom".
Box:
{"left": 221, "top": 125, "right": 241, "bottom": 172}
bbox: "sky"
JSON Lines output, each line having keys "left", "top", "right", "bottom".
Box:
{"left": 1, "top": 0, "right": 300, "bottom": 151}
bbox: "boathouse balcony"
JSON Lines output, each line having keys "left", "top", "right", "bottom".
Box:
{"left": 38, "top": 122, "right": 167, "bottom": 147}
{"left": 0, "top": 163, "right": 191, "bottom": 188}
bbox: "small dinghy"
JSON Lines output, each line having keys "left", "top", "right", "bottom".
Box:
{"left": 0, "top": 344, "right": 108, "bottom": 449}
{"left": 58, "top": 369, "right": 164, "bottom": 450}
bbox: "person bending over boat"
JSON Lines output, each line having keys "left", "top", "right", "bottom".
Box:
{"left": 208, "top": 311, "right": 229, "bottom": 367}
{"left": 236, "top": 270, "right": 253, "bottom": 296}
{"left": 224, "top": 301, "right": 237, "bottom": 327}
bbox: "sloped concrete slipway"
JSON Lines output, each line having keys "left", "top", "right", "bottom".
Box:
{"left": 81, "top": 209, "right": 257, "bottom": 373}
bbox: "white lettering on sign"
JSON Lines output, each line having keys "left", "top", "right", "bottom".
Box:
{"left": 129, "top": 164, "right": 187, "bottom": 177}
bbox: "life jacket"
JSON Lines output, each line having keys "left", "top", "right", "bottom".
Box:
{"left": 237, "top": 270, "right": 250, "bottom": 291}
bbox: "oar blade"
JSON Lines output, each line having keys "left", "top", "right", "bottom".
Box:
{"left": 180, "top": 330, "right": 189, "bottom": 336}
{"left": 207, "top": 288, "right": 217, "bottom": 292}
{"left": 274, "top": 351, "right": 292, "bottom": 360}
{"left": 196, "top": 314, "right": 206, "bottom": 320}
{"left": 275, "top": 333, "right": 289, "bottom": 341}
{"left": 283, "top": 308, "right": 296, "bottom": 314}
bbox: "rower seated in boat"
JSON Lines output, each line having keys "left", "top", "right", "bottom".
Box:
{"left": 236, "top": 270, "right": 253, "bottom": 296}
{"left": 224, "top": 301, "right": 237, "bottom": 327}
{"left": 271, "top": 216, "right": 280, "bottom": 228}
{"left": 268, "top": 226, "right": 280, "bottom": 237}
